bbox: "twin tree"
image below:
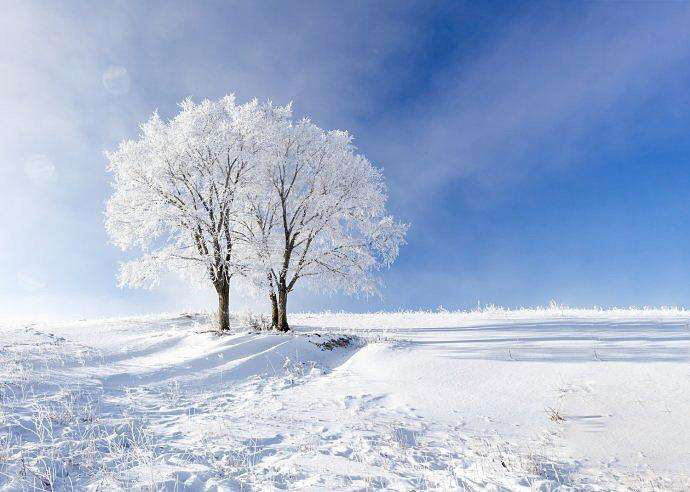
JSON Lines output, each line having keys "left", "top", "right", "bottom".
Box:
{"left": 105, "top": 95, "right": 407, "bottom": 331}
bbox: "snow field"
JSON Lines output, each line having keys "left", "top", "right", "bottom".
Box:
{"left": 1, "top": 308, "right": 689, "bottom": 490}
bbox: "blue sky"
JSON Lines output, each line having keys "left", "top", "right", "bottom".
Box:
{"left": 3, "top": 1, "right": 690, "bottom": 320}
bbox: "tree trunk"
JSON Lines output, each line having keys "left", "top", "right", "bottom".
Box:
{"left": 269, "top": 291, "right": 279, "bottom": 329}
{"left": 276, "top": 283, "right": 289, "bottom": 332}
{"left": 216, "top": 280, "right": 230, "bottom": 331}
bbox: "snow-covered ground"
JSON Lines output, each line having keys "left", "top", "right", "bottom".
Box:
{"left": 1, "top": 307, "right": 690, "bottom": 490}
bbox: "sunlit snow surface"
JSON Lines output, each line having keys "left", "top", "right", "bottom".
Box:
{"left": 1, "top": 308, "right": 689, "bottom": 490}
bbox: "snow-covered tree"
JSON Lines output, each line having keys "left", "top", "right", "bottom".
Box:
{"left": 106, "top": 94, "right": 406, "bottom": 332}
{"left": 105, "top": 95, "right": 276, "bottom": 331}
{"left": 237, "top": 108, "right": 408, "bottom": 331}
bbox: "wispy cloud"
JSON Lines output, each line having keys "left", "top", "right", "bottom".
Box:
{"left": 24, "top": 154, "right": 57, "bottom": 185}
{"left": 16, "top": 272, "right": 46, "bottom": 292}
{"left": 375, "top": 3, "right": 690, "bottom": 210}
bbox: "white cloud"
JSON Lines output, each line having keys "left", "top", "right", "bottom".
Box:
{"left": 24, "top": 154, "right": 57, "bottom": 184}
